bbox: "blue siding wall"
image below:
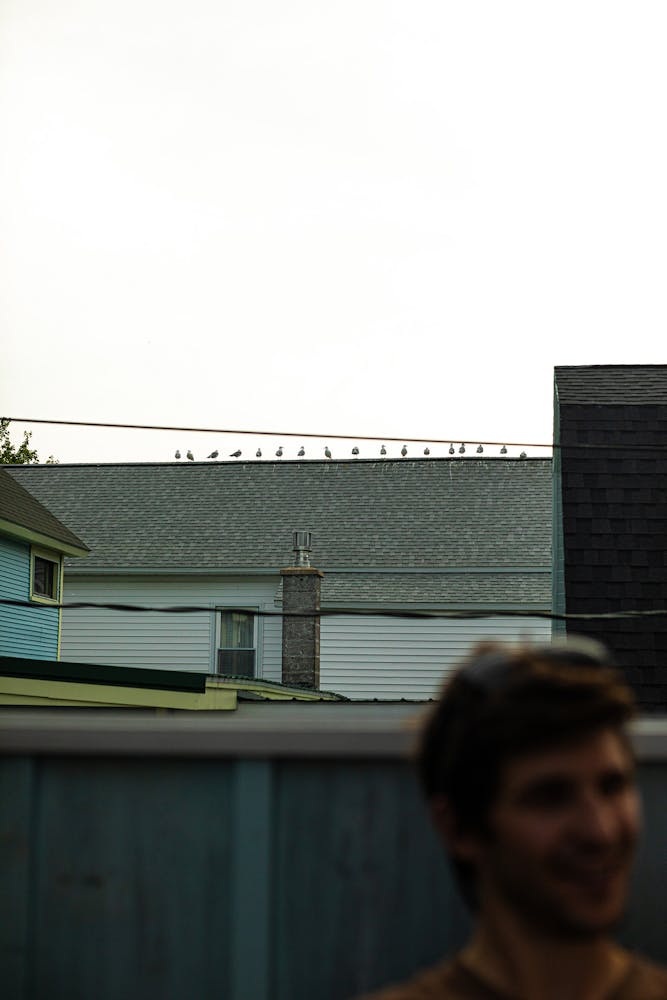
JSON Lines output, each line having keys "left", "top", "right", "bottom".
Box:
{"left": 0, "top": 536, "right": 59, "bottom": 660}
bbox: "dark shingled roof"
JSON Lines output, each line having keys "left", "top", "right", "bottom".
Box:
{"left": 555, "top": 364, "right": 667, "bottom": 404}
{"left": 0, "top": 467, "right": 88, "bottom": 553}
{"left": 554, "top": 365, "right": 667, "bottom": 710}
{"left": 8, "top": 459, "right": 551, "bottom": 605}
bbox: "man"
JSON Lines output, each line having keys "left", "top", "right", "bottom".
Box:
{"left": 359, "top": 639, "right": 667, "bottom": 999}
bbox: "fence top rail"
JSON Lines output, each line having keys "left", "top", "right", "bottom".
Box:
{"left": 0, "top": 707, "right": 667, "bottom": 760}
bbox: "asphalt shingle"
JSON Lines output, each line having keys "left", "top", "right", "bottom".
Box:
{"left": 554, "top": 366, "right": 667, "bottom": 709}
{"left": 9, "top": 458, "right": 551, "bottom": 605}
{"left": 0, "top": 468, "right": 88, "bottom": 552}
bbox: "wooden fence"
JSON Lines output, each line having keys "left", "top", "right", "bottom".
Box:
{"left": 1, "top": 706, "right": 666, "bottom": 1000}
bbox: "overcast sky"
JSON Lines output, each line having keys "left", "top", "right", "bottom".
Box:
{"left": 2, "top": 1, "right": 666, "bottom": 464}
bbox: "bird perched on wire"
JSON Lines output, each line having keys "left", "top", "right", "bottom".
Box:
{"left": 276, "top": 446, "right": 283, "bottom": 458}
{"left": 423, "top": 447, "right": 430, "bottom": 456}
{"left": 459, "top": 444, "right": 465, "bottom": 454}
{"left": 352, "top": 446, "right": 359, "bottom": 456}
{"left": 519, "top": 451, "right": 527, "bottom": 459}
{"left": 230, "top": 450, "right": 242, "bottom": 458}
{"left": 187, "top": 450, "right": 194, "bottom": 461}
{"left": 500, "top": 445, "right": 507, "bottom": 455}
{"left": 298, "top": 446, "right": 305, "bottom": 457}
{"left": 380, "top": 445, "right": 387, "bottom": 456}
{"left": 175, "top": 450, "right": 181, "bottom": 460}
{"left": 449, "top": 444, "right": 455, "bottom": 455}
{"left": 207, "top": 450, "right": 219, "bottom": 459}
{"left": 256, "top": 448, "right": 262, "bottom": 458}
{"left": 401, "top": 445, "right": 408, "bottom": 457}
{"left": 324, "top": 446, "right": 332, "bottom": 459}
{"left": 476, "top": 445, "right": 483, "bottom": 454}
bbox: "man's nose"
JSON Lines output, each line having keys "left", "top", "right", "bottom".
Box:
{"left": 571, "top": 792, "right": 617, "bottom": 844}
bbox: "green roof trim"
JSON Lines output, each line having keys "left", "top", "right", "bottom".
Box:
{"left": 0, "top": 655, "right": 206, "bottom": 693}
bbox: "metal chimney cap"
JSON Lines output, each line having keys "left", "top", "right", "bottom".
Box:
{"left": 292, "top": 530, "right": 312, "bottom": 566}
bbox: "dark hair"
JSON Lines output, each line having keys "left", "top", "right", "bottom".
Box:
{"left": 417, "top": 638, "right": 636, "bottom": 907}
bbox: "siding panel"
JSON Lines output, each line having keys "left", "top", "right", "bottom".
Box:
{"left": 320, "top": 615, "right": 552, "bottom": 699}
{"left": 61, "top": 575, "right": 281, "bottom": 675}
{"left": 0, "top": 536, "right": 59, "bottom": 659}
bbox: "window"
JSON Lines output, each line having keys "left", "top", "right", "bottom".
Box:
{"left": 217, "top": 611, "right": 255, "bottom": 677}
{"left": 31, "top": 549, "right": 61, "bottom": 602}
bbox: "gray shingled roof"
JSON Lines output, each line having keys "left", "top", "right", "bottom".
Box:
{"left": 9, "top": 459, "right": 551, "bottom": 604}
{"left": 319, "top": 571, "right": 551, "bottom": 606}
{"left": 0, "top": 468, "right": 89, "bottom": 553}
{"left": 555, "top": 365, "right": 667, "bottom": 404}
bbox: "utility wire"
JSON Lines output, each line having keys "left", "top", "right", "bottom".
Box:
{"left": 5, "top": 414, "right": 667, "bottom": 453}
{"left": 3, "top": 415, "right": 551, "bottom": 449}
{"left": 3, "top": 597, "right": 667, "bottom": 622}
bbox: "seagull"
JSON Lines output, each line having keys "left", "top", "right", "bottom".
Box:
{"left": 276, "top": 446, "right": 283, "bottom": 458}
{"left": 324, "top": 446, "right": 332, "bottom": 459}
{"left": 500, "top": 445, "right": 508, "bottom": 455}
{"left": 352, "top": 446, "right": 359, "bottom": 456}
{"left": 476, "top": 445, "right": 483, "bottom": 454}
{"left": 187, "top": 450, "right": 194, "bottom": 461}
{"left": 401, "top": 445, "right": 408, "bottom": 457}
{"left": 380, "top": 445, "right": 387, "bottom": 456}
{"left": 207, "top": 450, "right": 219, "bottom": 459}
{"left": 256, "top": 448, "right": 262, "bottom": 458}
{"left": 449, "top": 444, "right": 455, "bottom": 455}
{"left": 230, "top": 450, "right": 242, "bottom": 458}
{"left": 459, "top": 444, "right": 466, "bottom": 454}
{"left": 424, "top": 447, "right": 430, "bottom": 456}
{"left": 175, "top": 450, "right": 181, "bottom": 460}
{"left": 298, "top": 446, "right": 305, "bottom": 457}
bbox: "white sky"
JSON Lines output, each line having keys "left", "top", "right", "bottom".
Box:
{"left": 2, "top": 1, "right": 666, "bottom": 463}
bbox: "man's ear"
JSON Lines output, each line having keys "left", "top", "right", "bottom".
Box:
{"left": 430, "top": 795, "right": 481, "bottom": 863}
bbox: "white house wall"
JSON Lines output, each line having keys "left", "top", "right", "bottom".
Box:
{"left": 60, "top": 576, "right": 551, "bottom": 699}
{"left": 61, "top": 575, "right": 282, "bottom": 675}
{"left": 320, "top": 614, "right": 552, "bottom": 700}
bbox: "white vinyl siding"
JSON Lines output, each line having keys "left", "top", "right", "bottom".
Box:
{"left": 260, "top": 613, "right": 283, "bottom": 683}
{"left": 320, "top": 614, "right": 552, "bottom": 700}
{"left": 60, "top": 575, "right": 281, "bottom": 675}
{"left": 59, "top": 575, "right": 551, "bottom": 698}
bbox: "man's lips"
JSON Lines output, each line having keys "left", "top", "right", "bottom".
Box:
{"left": 553, "top": 854, "right": 630, "bottom": 884}
{"left": 550, "top": 858, "right": 629, "bottom": 889}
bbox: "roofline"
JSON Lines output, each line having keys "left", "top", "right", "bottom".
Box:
{"left": 0, "top": 517, "right": 90, "bottom": 558}
{"left": 9, "top": 456, "right": 553, "bottom": 469}
{"left": 555, "top": 363, "right": 667, "bottom": 372}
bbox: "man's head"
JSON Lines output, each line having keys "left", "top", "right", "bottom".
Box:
{"left": 418, "top": 638, "right": 640, "bottom": 938}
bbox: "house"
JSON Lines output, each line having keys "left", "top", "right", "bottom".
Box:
{"left": 8, "top": 457, "right": 552, "bottom": 699}
{"left": 0, "top": 468, "right": 89, "bottom": 660}
{"left": 553, "top": 364, "right": 667, "bottom": 710}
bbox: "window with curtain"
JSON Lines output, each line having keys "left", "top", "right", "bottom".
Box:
{"left": 217, "top": 610, "right": 255, "bottom": 677}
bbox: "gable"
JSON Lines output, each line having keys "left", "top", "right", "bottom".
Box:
{"left": 0, "top": 468, "right": 89, "bottom": 556}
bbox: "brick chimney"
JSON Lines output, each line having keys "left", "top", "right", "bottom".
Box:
{"left": 281, "top": 531, "right": 322, "bottom": 689}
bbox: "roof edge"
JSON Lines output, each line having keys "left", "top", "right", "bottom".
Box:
{"left": 0, "top": 517, "right": 90, "bottom": 557}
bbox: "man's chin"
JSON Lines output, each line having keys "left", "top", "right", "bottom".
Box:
{"left": 546, "top": 892, "right": 628, "bottom": 940}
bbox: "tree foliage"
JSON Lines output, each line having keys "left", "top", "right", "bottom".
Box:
{"left": 0, "top": 418, "right": 41, "bottom": 464}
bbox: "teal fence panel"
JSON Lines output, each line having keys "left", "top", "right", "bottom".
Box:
{"left": 0, "top": 713, "right": 666, "bottom": 999}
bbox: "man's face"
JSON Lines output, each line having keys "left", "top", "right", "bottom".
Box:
{"left": 467, "top": 728, "right": 641, "bottom": 939}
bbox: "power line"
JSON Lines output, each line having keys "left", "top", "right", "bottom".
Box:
{"left": 3, "top": 415, "right": 551, "bottom": 449}
{"left": 2, "top": 597, "right": 667, "bottom": 622}
{"left": 5, "top": 414, "right": 667, "bottom": 454}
